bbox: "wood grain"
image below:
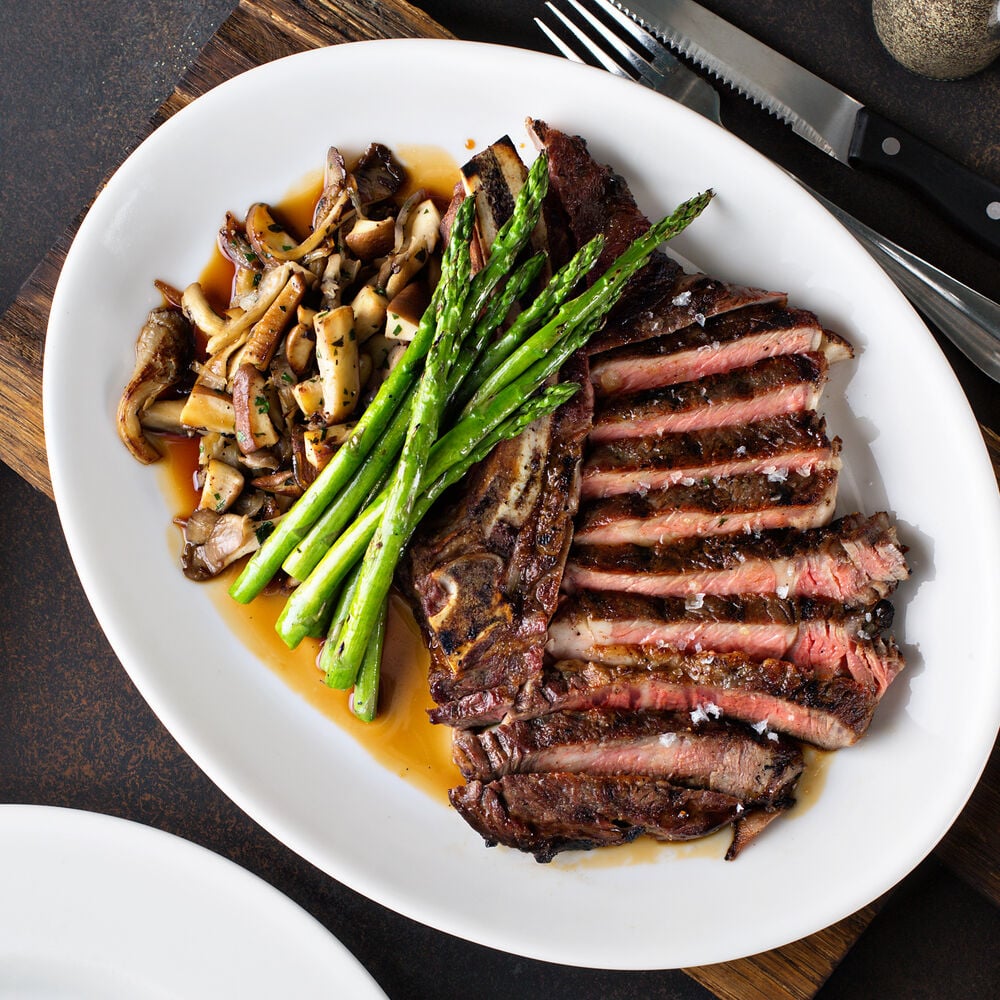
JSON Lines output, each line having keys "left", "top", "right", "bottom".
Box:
{"left": 0, "top": 3, "right": 994, "bottom": 997}
{"left": 684, "top": 902, "right": 881, "bottom": 1000}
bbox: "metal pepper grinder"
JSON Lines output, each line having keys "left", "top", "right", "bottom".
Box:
{"left": 872, "top": 0, "right": 1000, "bottom": 79}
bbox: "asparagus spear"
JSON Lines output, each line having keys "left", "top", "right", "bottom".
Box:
{"left": 318, "top": 560, "right": 365, "bottom": 689}
{"left": 452, "top": 234, "right": 604, "bottom": 411}
{"left": 350, "top": 598, "right": 387, "bottom": 722}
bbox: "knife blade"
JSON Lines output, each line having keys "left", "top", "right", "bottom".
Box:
{"left": 616, "top": 0, "right": 1000, "bottom": 254}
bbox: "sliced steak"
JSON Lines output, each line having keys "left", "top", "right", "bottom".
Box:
{"left": 433, "top": 651, "right": 878, "bottom": 749}
{"left": 408, "top": 353, "right": 592, "bottom": 705}
{"left": 548, "top": 591, "right": 904, "bottom": 695}
{"left": 590, "top": 304, "right": 853, "bottom": 394}
{"left": 582, "top": 412, "right": 841, "bottom": 499}
{"left": 564, "top": 512, "right": 909, "bottom": 604}
{"left": 451, "top": 708, "right": 804, "bottom": 805}
{"left": 574, "top": 468, "right": 839, "bottom": 545}
{"left": 450, "top": 772, "right": 746, "bottom": 862}
{"left": 590, "top": 353, "right": 829, "bottom": 442}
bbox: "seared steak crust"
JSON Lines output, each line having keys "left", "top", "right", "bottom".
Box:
{"left": 564, "top": 512, "right": 910, "bottom": 603}
{"left": 450, "top": 772, "right": 746, "bottom": 862}
{"left": 451, "top": 708, "right": 804, "bottom": 804}
{"left": 586, "top": 274, "right": 789, "bottom": 357}
{"left": 574, "top": 468, "right": 839, "bottom": 544}
{"left": 582, "top": 412, "right": 840, "bottom": 498}
{"left": 590, "top": 352, "right": 829, "bottom": 441}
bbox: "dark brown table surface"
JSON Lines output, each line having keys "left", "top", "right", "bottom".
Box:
{"left": 2, "top": 2, "right": 998, "bottom": 997}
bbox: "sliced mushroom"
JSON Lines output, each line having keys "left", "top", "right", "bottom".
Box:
{"left": 218, "top": 211, "right": 264, "bottom": 272}
{"left": 179, "top": 383, "right": 237, "bottom": 434}
{"left": 353, "top": 142, "right": 406, "bottom": 208}
{"left": 117, "top": 306, "right": 193, "bottom": 464}
{"left": 303, "top": 422, "right": 356, "bottom": 471}
{"left": 377, "top": 196, "right": 442, "bottom": 299}
{"left": 358, "top": 351, "right": 373, "bottom": 388}
{"left": 138, "top": 399, "right": 187, "bottom": 435}
{"left": 351, "top": 283, "right": 390, "bottom": 343}
{"left": 241, "top": 448, "right": 281, "bottom": 472}
{"left": 314, "top": 306, "right": 359, "bottom": 425}
{"left": 384, "top": 280, "right": 430, "bottom": 342}
{"left": 250, "top": 468, "right": 303, "bottom": 497}
{"left": 180, "top": 511, "right": 266, "bottom": 581}
{"left": 344, "top": 216, "right": 396, "bottom": 260}
{"left": 313, "top": 146, "right": 348, "bottom": 229}
{"left": 245, "top": 189, "right": 350, "bottom": 266}
{"left": 283, "top": 315, "right": 317, "bottom": 376}
{"left": 183, "top": 262, "right": 293, "bottom": 357}
{"left": 197, "top": 458, "right": 244, "bottom": 513}
{"left": 231, "top": 363, "right": 279, "bottom": 454}
{"left": 291, "top": 374, "right": 324, "bottom": 421}
{"left": 319, "top": 253, "right": 361, "bottom": 309}
{"left": 231, "top": 270, "right": 308, "bottom": 372}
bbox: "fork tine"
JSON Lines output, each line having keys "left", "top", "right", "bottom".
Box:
{"left": 537, "top": 0, "right": 723, "bottom": 126}
{"left": 535, "top": 16, "right": 587, "bottom": 64}
{"left": 540, "top": 2, "right": 634, "bottom": 81}
{"left": 590, "top": 0, "right": 682, "bottom": 78}
{"left": 562, "top": 0, "right": 666, "bottom": 89}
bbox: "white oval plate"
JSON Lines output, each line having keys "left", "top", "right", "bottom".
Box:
{"left": 0, "top": 805, "right": 384, "bottom": 998}
{"left": 43, "top": 39, "right": 1000, "bottom": 969}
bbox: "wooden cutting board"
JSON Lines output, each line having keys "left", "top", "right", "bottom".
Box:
{"left": 0, "top": 2, "right": 995, "bottom": 996}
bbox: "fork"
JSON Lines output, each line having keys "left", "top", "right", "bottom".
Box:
{"left": 536, "top": 0, "right": 1000, "bottom": 384}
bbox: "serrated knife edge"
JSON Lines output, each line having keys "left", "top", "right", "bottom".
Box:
{"left": 614, "top": 0, "right": 863, "bottom": 161}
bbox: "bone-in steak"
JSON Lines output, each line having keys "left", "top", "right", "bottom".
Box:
{"left": 408, "top": 354, "right": 592, "bottom": 706}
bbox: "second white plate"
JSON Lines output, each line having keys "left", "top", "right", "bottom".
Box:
{"left": 0, "top": 805, "right": 384, "bottom": 999}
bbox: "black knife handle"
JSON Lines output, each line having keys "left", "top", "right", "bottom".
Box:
{"left": 849, "top": 107, "right": 1000, "bottom": 255}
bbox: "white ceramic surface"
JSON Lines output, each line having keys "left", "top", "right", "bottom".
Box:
{"left": 43, "top": 39, "right": 1000, "bottom": 969}
{"left": 0, "top": 805, "right": 385, "bottom": 998}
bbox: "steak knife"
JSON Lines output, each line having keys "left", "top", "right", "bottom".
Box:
{"left": 616, "top": 0, "right": 1000, "bottom": 254}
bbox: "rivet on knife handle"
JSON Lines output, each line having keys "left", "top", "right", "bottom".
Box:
{"left": 850, "top": 108, "right": 1000, "bottom": 255}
